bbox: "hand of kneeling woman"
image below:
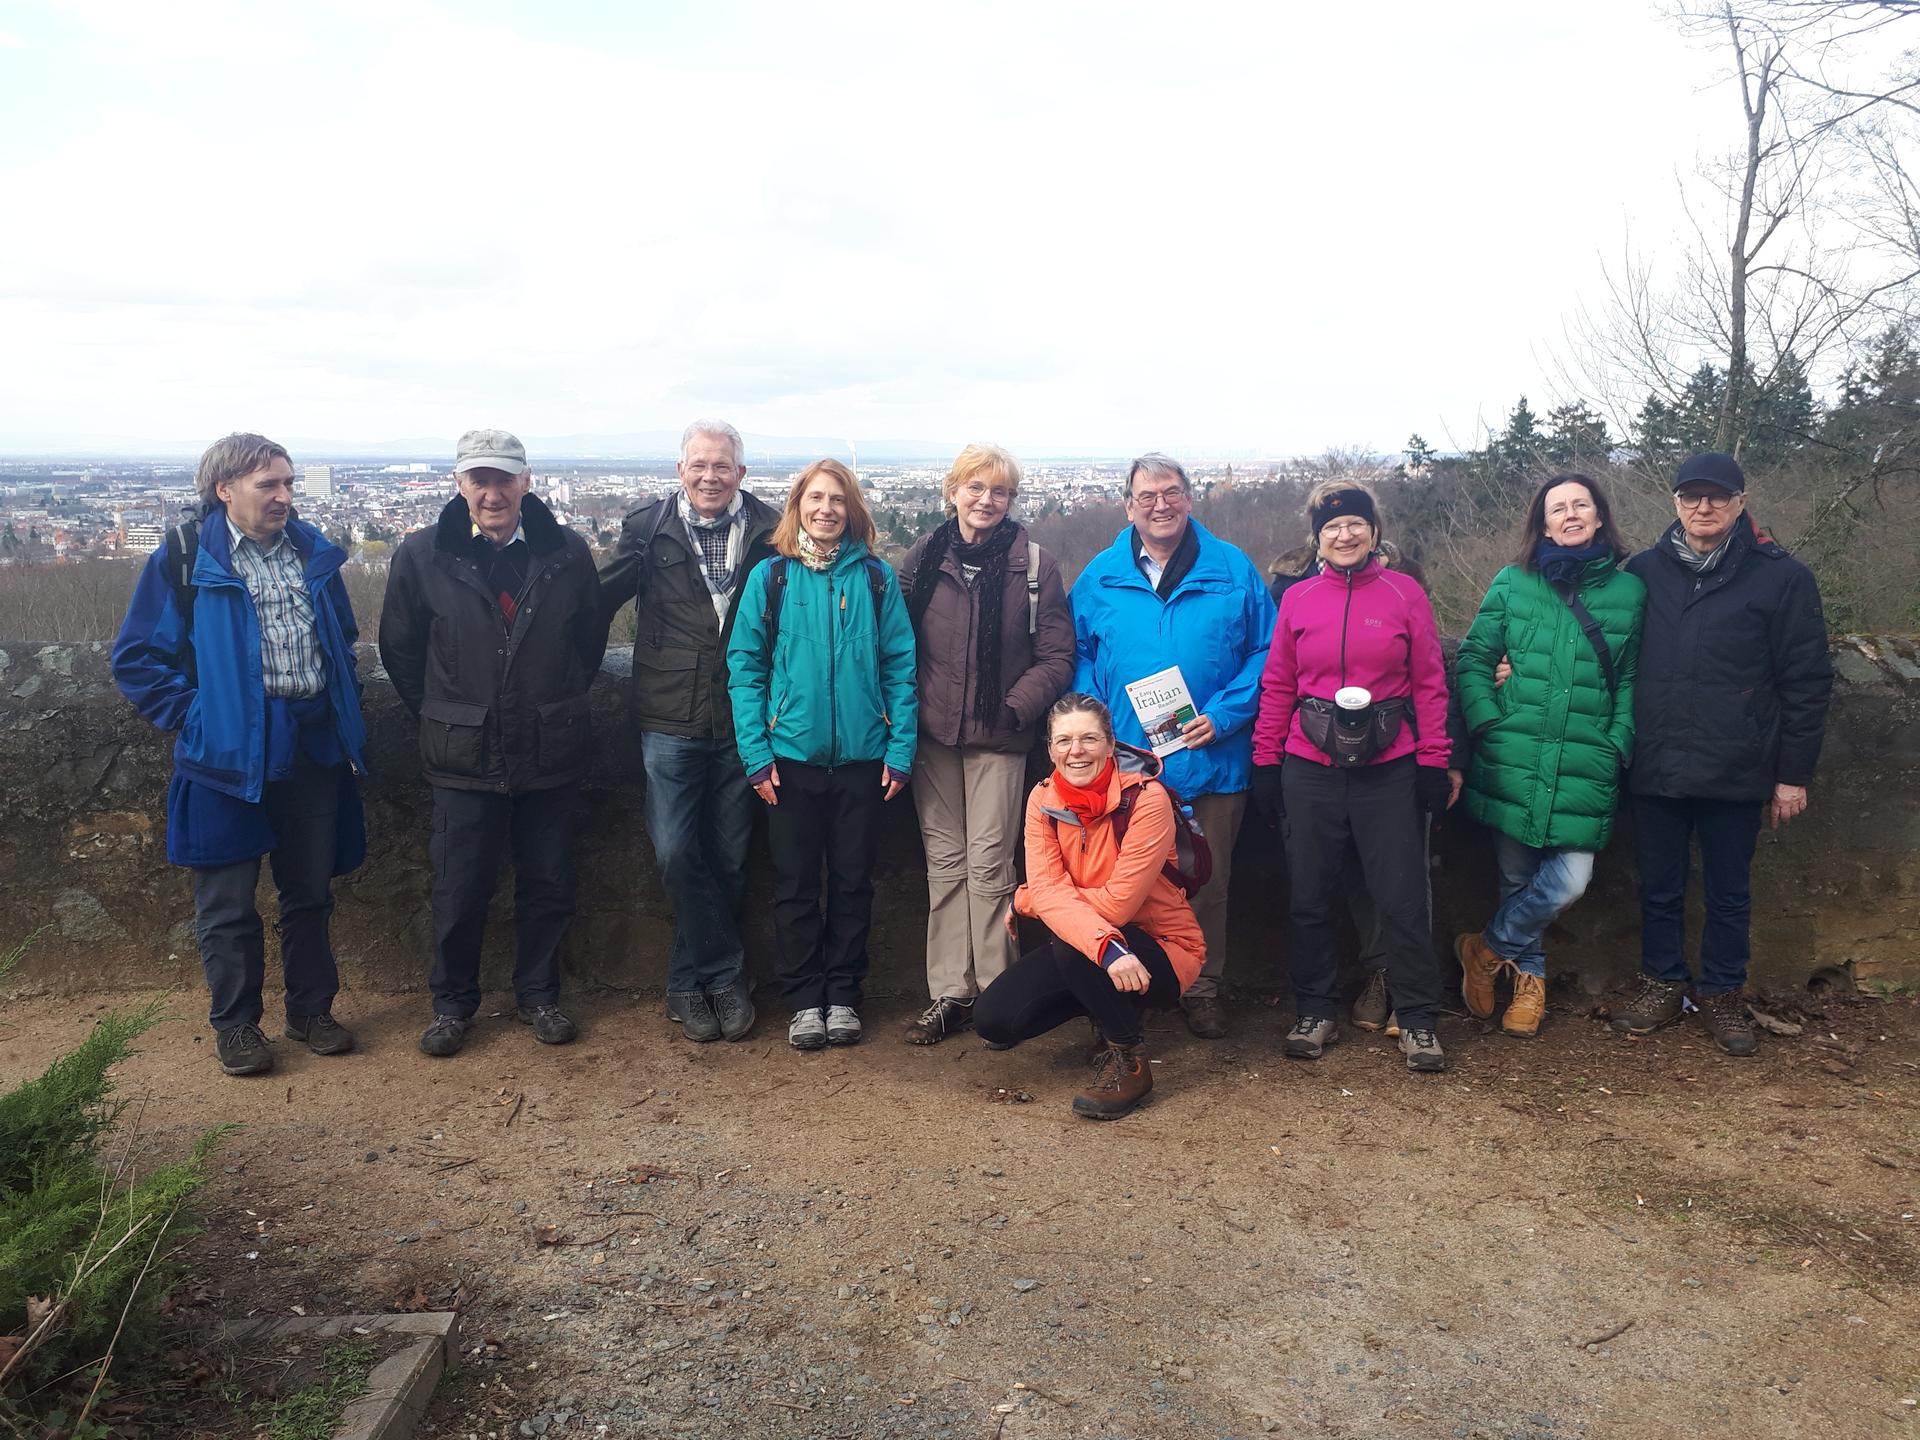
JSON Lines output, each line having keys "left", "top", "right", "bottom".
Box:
{"left": 1107, "top": 951, "right": 1152, "bottom": 994}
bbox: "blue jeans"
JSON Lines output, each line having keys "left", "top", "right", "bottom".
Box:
{"left": 1633, "top": 793, "right": 1763, "bottom": 996}
{"left": 642, "top": 731, "right": 756, "bottom": 994}
{"left": 1483, "top": 833, "right": 1595, "bottom": 978}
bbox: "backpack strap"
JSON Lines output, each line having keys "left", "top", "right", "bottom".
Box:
{"left": 760, "top": 555, "right": 790, "bottom": 648}
{"left": 864, "top": 554, "right": 887, "bottom": 628}
{"left": 1026, "top": 540, "right": 1040, "bottom": 635}
{"left": 164, "top": 518, "right": 201, "bottom": 685}
{"left": 1554, "top": 581, "right": 1617, "bottom": 695}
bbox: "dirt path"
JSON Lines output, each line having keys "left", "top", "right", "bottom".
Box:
{"left": 5, "top": 986, "right": 1917, "bottom": 1439}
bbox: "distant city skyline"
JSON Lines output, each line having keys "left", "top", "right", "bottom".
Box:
{"left": 0, "top": 2, "right": 1876, "bottom": 455}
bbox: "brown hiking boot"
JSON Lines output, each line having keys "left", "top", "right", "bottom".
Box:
{"left": 1072, "top": 1042, "right": 1153, "bottom": 1120}
{"left": 1455, "top": 932, "right": 1505, "bottom": 1019}
{"left": 1699, "top": 992, "right": 1758, "bottom": 1057}
{"left": 1351, "top": 968, "right": 1391, "bottom": 1031}
{"left": 904, "top": 995, "right": 974, "bottom": 1046}
{"left": 1501, "top": 972, "right": 1545, "bottom": 1037}
{"left": 1609, "top": 976, "right": 1688, "bottom": 1035}
{"left": 1181, "top": 995, "right": 1229, "bottom": 1039}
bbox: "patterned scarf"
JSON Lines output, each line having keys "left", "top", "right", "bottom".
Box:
{"left": 677, "top": 490, "right": 745, "bottom": 599}
{"left": 1666, "top": 521, "right": 1733, "bottom": 575}
{"left": 796, "top": 530, "right": 841, "bottom": 573}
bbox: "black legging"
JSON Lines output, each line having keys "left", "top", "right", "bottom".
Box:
{"left": 974, "top": 926, "right": 1181, "bottom": 1049}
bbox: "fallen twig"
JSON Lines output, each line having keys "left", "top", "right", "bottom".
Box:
{"left": 504, "top": 1093, "right": 525, "bottom": 1129}
{"left": 432, "top": 1157, "right": 478, "bottom": 1173}
{"left": 1014, "top": 1380, "right": 1074, "bottom": 1407}
{"left": 1576, "top": 1318, "right": 1636, "bottom": 1348}
{"left": 762, "top": 1397, "right": 812, "bottom": 1411}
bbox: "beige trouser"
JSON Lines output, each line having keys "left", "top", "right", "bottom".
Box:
{"left": 1182, "top": 789, "right": 1248, "bottom": 1000}
{"left": 911, "top": 738, "right": 1028, "bottom": 1001}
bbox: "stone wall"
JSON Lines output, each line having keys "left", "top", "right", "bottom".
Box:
{"left": 2, "top": 637, "right": 1916, "bottom": 1004}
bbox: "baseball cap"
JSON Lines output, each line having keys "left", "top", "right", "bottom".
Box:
{"left": 454, "top": 428, "right": 529, "bottom": 475}
{"left": 1672, "top": 452, "right": 1746, "bottom": 493}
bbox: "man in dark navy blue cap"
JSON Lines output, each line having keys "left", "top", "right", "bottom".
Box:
{"left": 1609, "top": 452, "right": 1833, "bottom": 1055}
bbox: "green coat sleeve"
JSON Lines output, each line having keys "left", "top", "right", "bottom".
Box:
{"left": 726, "top": 561, "right": 776, "bottom": 778}
{"left": 874, "top": 564, "right": 920, "bottom": 774}
{"left": 1454, "top": 568, "right": 1511, "bottom": 738}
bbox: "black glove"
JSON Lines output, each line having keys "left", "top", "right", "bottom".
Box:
{"left": 1415, "top": 764, "right": 1451, "bottom": 817}
{"left": 1252, "top": 763, "right": 1286, "bottom": 829}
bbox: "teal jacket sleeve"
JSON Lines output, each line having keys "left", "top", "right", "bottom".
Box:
{"left": 1455, "top": 568, "right": 1511, "bottom": 738}
{"left": 726, "top": 561, "right": 777, "bottom": 778}
{"left": 875, "top": 564, "right": 919, "bottom": 774}
{"left": 1193, "top": 567, "right": 1277, "bottom": 740}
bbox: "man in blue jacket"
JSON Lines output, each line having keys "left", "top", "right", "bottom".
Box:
{"left": 112, "top": 433, "right": 368, "bottom": 1077}
{"left": 1071, "top": 453, "right": 1277, "bottom": 1039}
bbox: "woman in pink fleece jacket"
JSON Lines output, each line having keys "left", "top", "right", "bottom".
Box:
{"left": 1250, "top": 481, "right": 1455, "bottom": 1073}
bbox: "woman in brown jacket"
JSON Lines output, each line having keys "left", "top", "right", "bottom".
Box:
{"left": 898, "top": 444, "right": 1075, "bottom": 1044}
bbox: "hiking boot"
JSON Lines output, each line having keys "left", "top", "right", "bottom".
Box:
{"left": 1283, "top": 1015, "right": 1338, "bottom": 1061}
{"left": 666, "top": 990, "right": 722, "bottom": 1043}
{"left": 905, "top": 995, "right": 974, "bottom": 1046}
{"left": 284, "top": 1011, "right": 355, "bottom": 1056}
{"left": 1182, "top": 995, "right": 1229, "bottom": 1040}
{"left": 517, "top": 1004, "right": 578, "bottom": 1045}
{"left": 1455, "top": 932, "right": 1505, "bottom": 1019}
{"left": 1072, "top": 1042, "right": 1153, "bottom": 1120}
{"left": 1699, "top": 991, "right": 1758, "bottom": 1057}
{"left": 1501, "top": 972, "right": 1546, "bottom": 1038}
{"left": 1398, "top": 1026, "right": 1448, "bottom": 1073}
{"left": 1383, "top": 1010, "right": 1402, "bottom": 1039}
{"left": 825, "top": 1005, "right": 863, "bottom": 1046}
{"left": 1351, "top": 968, "right": 1391, "bottom": 1031}
{"left": 1609, "top": 976, "right": 1689, "bottom": 1035}
{"left": 709, "top": 982, "right": 756, "bottom": 1042}
{"left": 788, "top": 1008, "right": 828, "bottom": 1050}
{"left": 419, "top": 1014, "right": 469, "bottom": 1058}
{"left": 215, "top": 1022, "right": 273, "bottom": 1076}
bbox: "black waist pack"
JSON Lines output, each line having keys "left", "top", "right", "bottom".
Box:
{"left": 1297, "top": 695, "right": 1411, "bottom": 768}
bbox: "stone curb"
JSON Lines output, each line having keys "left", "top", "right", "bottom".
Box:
{"left": 224, "top": 1312, "right": 460, "bottom": 1440}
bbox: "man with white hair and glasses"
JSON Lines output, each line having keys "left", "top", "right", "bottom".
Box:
{"left": 600, "top": 420, "right": 781, "bottom": 1043}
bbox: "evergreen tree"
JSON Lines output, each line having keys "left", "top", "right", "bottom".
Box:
{"left": 1404, "top": 434, "right": 1436, "bottom": 470}
{"left": 1543, "top": 402, "right": 1613, "bottom": 468}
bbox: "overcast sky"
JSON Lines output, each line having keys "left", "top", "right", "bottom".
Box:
{"left": 0, "top": 1, "right": 1771, "bottom": 457}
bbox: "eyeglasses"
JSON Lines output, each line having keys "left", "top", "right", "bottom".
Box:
{"left": 1675, "top": 489, "right": 1738, "bottom": 510}
{"left": 1320, "top": 520, "right": 1372, "bottom": 538}
{"left": 1128, "top": 487, "right": 1189, "bottom": 512}
{"left": 959, "top": 482, "right": 1014, "bottom": 503}
{"left": 685, "top": 463, "right": 738, "bottom": 480}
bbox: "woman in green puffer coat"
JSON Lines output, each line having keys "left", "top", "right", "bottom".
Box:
{"left": 1452, "top": 473, "right": 1645, "bottom": 1038}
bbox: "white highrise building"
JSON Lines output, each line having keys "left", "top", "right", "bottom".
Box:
{"left": 303, "top": 464, "right": 335, "bottom": 497}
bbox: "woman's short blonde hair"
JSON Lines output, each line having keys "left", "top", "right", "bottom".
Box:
{"left": 772, "top": 458, "right": 878, "bottom": 557}
{"left": 941, "top": 443, "right": 1022, "bottom": 514}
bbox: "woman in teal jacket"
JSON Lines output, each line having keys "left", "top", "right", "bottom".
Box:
{"left": 1453, "top": 474, "right": 1645, "bottom": 1037}
{"left": 728, "top": 459, "right": 919, "bottom": 1051}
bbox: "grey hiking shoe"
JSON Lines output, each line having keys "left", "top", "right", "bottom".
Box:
{"left": 666, "top": 991, "right": 721, "bottom": 1043}
{"left": 825, "top": 1005, "right": 863, "bottom": 1046}
{"left": 1351, "top": 969, "right": 1391, "bottom": 1031}
{"left": 285, "top": 1011, "right": 355, "bottom": 1056}
{"left": 215, "top": 1022, "right": 273, "bottom": 1076}
{"left": 789, "top": 1008, "right": 828, "bottom": 1050}
{"left": 1610, "top": 976, "right": 1688, "bottom": 1035}
{"left": 1398, "top": 1026, "right": 1447, "bottom": 1073}
{"left": 709, "top": 982, "right": 756, "bottom": 1042}
{"left": 517, "top": 1004, "right": 578, "bottom": 1045}
{"left": 419, "top": 1014, "right": 469, "bottom": 1058}
{"left": 1699, "top": 991, "right": 1758, "bottom": 1057}
{"left": 1283, "top": 1015, "right": 1338, "bottom": 1060}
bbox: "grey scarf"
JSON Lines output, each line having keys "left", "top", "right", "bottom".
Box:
{"left": 1667, "top": 523, "right": 1732, "bottom": 576}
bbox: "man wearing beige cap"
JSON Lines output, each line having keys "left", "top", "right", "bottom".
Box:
{"left": 380, "top": 429, "right": 606, "bottom": 1056}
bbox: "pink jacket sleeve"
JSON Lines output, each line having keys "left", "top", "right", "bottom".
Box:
{"left": 1403, "top": 580, "right": 1452, "bottom": 768}
{"left": 1251, "top": 598, "right": 1298, "bottom": 766}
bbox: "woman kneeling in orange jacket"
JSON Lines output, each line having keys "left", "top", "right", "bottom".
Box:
{"left": 975, "top": 692, "right": 1205, "bottom": 1119}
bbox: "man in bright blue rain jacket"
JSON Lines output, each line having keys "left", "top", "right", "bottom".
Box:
{"left": 1070, "top": 453, "right": 1277, "bottom": 1039}
{"left": 112, "top": 433, "right": 368, "bottom": 1077}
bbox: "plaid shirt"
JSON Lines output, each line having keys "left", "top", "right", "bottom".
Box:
{"left": 227, "top": 518, "right": 326, "bottom": 698}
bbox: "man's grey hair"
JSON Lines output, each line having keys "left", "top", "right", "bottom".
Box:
{"left": 196, "top": 432, "right": 291, "bottom": 508}
{"left": 681, "top": 419, "right": 745, "bottom": 468}
{"left": 1126, "top": 452, "right": 1190, "bottom": 497}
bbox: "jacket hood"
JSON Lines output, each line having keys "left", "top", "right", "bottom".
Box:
{"left": 435, "top": 490, "right": 566, "bottom": 555}
{"left": 196, "top": 507, "right": 344, "bottom": 583}
{"left": 1099, "top": 517, "right": 1235, "bottom": 588}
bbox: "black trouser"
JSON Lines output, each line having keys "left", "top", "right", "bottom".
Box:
{"left": 429, "top": 782, "right": 578, "bottom": 1018}
{"left": 974, "top": 927, "right": 1181, "bottom": 1049}
{"left": 1282, "top": 755, "right": 1440, "bottom": 1030}
{"left": 766, "top": 760, "right": 882, "bottom": 1011}
{"left": 192, "top": 757, "right": 344, "bottom": 1032}
{"left": 1633, "top": 793, "right": 1764, "bottom": 997}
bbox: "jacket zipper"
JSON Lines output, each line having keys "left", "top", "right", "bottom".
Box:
{"left": 1338, "top": 568, "right": 1354, "bottom": 689}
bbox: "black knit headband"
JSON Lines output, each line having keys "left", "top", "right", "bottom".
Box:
{"left": 1309, "top": 487, "right": 1379, "bottom": 537}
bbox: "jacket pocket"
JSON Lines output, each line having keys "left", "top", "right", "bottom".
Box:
{"left": 421, "top": 697, "right": 490, "bottom": 778}
{"left": 633, "top": 645, "right": 700, "bottom": 725}
{"left": 535, "top": 693, "right": 592, "bottom": 774}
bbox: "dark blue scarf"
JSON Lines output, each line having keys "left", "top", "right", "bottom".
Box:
{"left": 1535, "top": 538, "right": 1613, "bottom": 587}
